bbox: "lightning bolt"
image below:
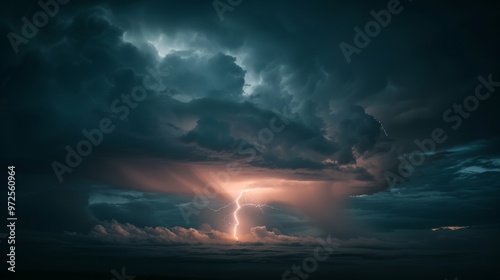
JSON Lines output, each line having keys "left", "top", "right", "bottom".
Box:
{"left": 232, "top": 190, "right": 246, "bottom": 241}
{"left": 375, "top": 118, "right": 388, "bottom": 136}
{"left": 209, "top": 189, "right": 278, "bottom": 241}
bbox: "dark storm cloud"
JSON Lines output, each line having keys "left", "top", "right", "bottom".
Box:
{"left": 181, "top": 116, "right": 236, "bottom": 151}
{"left": 1, "top": 0, "right": 391, "bottom": 180}
{"left": 160, "top": 52, "right": 246, "bottom": 100}
{"left": 3, "top": 0, "right": 498, "bottom": 188}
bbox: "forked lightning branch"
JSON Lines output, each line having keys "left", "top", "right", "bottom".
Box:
{"left": 209, "top": 189, "right": 277, "bottom": 241}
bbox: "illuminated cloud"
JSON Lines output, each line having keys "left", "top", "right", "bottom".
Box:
{"left": 88, "top": 220, "right": 321, "bottom": 245}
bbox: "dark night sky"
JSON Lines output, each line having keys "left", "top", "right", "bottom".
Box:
{"left": 1, "top": 0, "right": 499, "bottom": 279}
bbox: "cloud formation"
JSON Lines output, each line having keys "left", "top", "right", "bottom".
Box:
{"left": 88, "top": 220, "right": 321, "bottom": 245}
{"left": 1, "top": 3, "right": 499, "bottom": 278}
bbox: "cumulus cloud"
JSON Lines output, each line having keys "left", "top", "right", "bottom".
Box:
{"left": 90, "top": 220, "right": 233, "bottom": 244}
{"left": 88, "top": 220, "right": 322, "bottom": 245}
{"left": 83, "top": 221, "right": 411, "bottom": 251}
{"left": 1, "top": 0, "right": 395, "bottom": 187}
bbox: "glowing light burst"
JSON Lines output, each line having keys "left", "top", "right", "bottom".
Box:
{"left": 209, "top": 189, "right": 278, "bottom": 241}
